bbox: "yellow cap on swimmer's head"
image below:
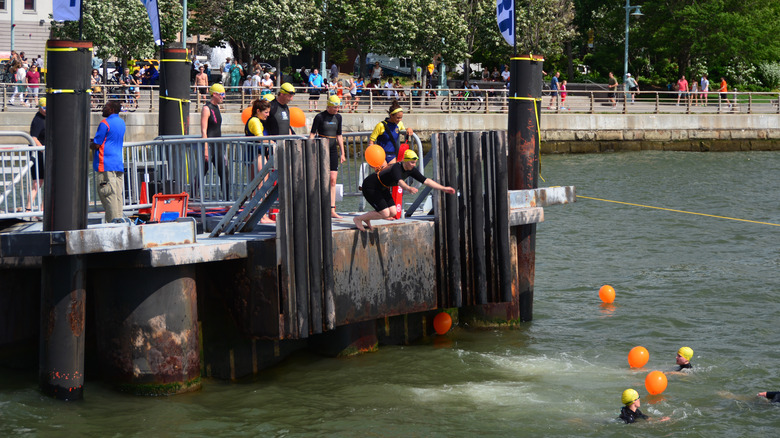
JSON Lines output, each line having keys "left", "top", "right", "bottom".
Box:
{"left": 209, "top": 83, "right": 225, "bottom": 94}
{"left": 622, "top": 388, "right": 639, "bottom": 406}
{"left": 280, "top": 82, "right": 296, "bottom": 95}
{"left": 327, "top": 95, "right": 341, "bottom": 107}
{"left": 262, "top": 93, "right": 275, "bottom": 102}
{"left": 403, "top": 149, "right": 418, "bottom": 162}
{"left": 38, "top": 97, "right": 46, "bottom": 108}
{"left": 677, "top": 347, "right": 693, "bottom": 361}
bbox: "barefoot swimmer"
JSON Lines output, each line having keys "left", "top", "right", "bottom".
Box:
{"left": 353, "top": 149, "right": 456, "bottom": 231}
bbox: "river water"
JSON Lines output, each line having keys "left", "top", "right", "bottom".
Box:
{"left": 1, "top": 151, "right": 778, "bottom": 436}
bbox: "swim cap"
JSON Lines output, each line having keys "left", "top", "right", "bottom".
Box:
{"left": 622, "top": 389, "right": 639, "bottom": 406}
{"left": 280, "top": 82, "right": 296, "bottom": 94}
{"left": 677, "top": 346, "right": 693, "bottom": 361}
{"left": 403, "top": 149, "right": 418, "bottom": 162}
{"left": 38, "top": 97, "right": 46, "bottom": 108}
{"left": 209, "top": 83, "right": 225, "bottom": 94}
{"left": 327, "top": 95, "right": 341, "bottom": 107}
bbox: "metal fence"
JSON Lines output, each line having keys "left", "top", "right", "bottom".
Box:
{"left": 0, "top": 130, "right": 425, "bottom": 229}
{"left": 3, "top": 82, "right": 779, "bottom": 115}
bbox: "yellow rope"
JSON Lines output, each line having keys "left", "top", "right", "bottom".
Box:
{"left": 579, "top": 196, "right": 780, "bottom": 227}
{"left": 160, "top": 96, "right": 190, "bottom": 135}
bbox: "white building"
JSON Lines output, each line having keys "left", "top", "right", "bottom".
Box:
{"left": 0, "top": 0, "right": 52, "bottom": 60}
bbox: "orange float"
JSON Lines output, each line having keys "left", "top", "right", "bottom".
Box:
{"left": 628, "top": 346, "right": 649, "bottom": 368}
{"left": 599, "top": 285, "right": 615, "bottom": 303}
{"left": 645, "top": 370, "right": 668, "bottom": 395}
{"left": 433, "top": 312, "right": 452, "bottom": 335}
{"left": 289, "top": 106, "right": 306, "bottom": 128}
{"left": 364, "top": 145, "right": 386, "bottom": 168}
{"left": 241, "top": 106, "right": 252, "bottom": 124}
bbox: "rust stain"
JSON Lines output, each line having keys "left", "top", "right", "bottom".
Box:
{"left": 68, "top": 292, "right": 85, "bottom": 336}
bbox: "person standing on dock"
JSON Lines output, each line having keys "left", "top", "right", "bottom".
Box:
{"left": 90, "top": 100, "right": 126, "bottom": 223}
{"left": 719, "top": 77, "right": 731, "bottom": 110}
{"left": 368, "top": 100, "right": 414, "bottom": 167}
{"left": 27, "top": 97, "right": 46, "bottom": 212}
{"left": 201, "top": 83, "right": 229, "bottom": 198}
{"left": 309, "top": 95, "right": 345, "bottom": 219}
{"left": 353, "top": 149, "right": 455, "bottom": 231}
{"left": 547, "top": 71, "right": 559, "bottom": 109}
{"left": 266, "top": 82, "right": 296, "bottom": 136}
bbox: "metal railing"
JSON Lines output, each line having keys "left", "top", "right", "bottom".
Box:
{"left": 1, "top": 131, "right": 426, "bottom": 229}
{"left": 4, "top": 82, "right": 778, "bottom": 115}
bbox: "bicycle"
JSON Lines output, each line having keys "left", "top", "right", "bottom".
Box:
{"left": 440, "top": 89, "right": 483, "bottom": 112}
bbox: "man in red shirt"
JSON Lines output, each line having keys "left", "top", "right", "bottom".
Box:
{"left": 676, "top": 76, "right": 689, "bottom": 106}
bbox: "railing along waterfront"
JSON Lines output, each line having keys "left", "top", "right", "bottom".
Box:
{"left": 3, "top": 83, "right": 779, "bottom": 115}
{"left": 1, "top": 131, "right": 425, "bottom": 229}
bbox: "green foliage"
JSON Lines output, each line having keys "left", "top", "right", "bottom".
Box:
{"left": 757, "top": 62, "right": 780, "bottom": 90}
{"left": 51, "top": 0, "right": 182, "bottom": 63}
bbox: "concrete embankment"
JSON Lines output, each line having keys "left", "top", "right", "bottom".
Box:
{"left": 1, "top": 111, "right": 779, "bottom": 152}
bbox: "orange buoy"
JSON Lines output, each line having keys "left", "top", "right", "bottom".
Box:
{"left": 599, "top": 285, "right": 615, "bottom": 303}
{"left": 241, "top": 106, "right": 252, "bottom": 124}
{"left": 433, "top": 312, "right": 452, "bottom": 335}
{"left": 289, "top": 106, "right": 306, "bottom": 128}
{"left": 628, "top": 346, "right": 649, "bottom": 368}
{"left": 645, "top": 370, "right": 668, "bottom": 395}
{"left": 364, "top": 145, "right": 386, "bottom": 168}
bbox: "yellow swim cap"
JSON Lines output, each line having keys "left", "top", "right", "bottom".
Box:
{"left": 38, "top": 97, "right": 46, "bottom": 108}
{"left": 327, "top": 95, "right": 341, "bottom": 107}
{"left": 677, "top": 346, "right": 693, "bottom": 361}
{"left": 262, "top": 93, "right": 275, "bottom": 102}
{"left": 280, "top": 82, "right": 296, "bottom": 94}
{"left": 403, "top": 149, "right": 418, "bottom": 162}
{"left": 622, "top": 388, "right": 639, "bottom": 406}
{"left": 209, "top": 83, "right": 225, "bottom": 94}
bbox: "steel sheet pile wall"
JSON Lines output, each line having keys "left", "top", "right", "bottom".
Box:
{"left": 276, "top": 139, "right": 335, "bottom": 338}
{"left": 433, "top": 131, "right": 512, "bottom": 308}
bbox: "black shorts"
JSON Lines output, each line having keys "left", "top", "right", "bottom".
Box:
{"left": 29, "top": 151, "right": 45, "bottom": 180}
{"left": 309, "top": 88, "right": 320, "bottom": 100}
{"left": 363, "top": 187, "right": 394, "bottom": 212}
{"left": 329, "top": 144, "right": 339, "bottom": 171}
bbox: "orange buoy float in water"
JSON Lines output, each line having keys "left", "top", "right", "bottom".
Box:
{"left": 364, "top": 145, "right": 386, "bottom": 168}
{"left": 241, "top": 106, "right": 252, "bottom": 124}
{"left": 433, "top": 312, "right": 452, "bottom": 335}
{"left": 289, "top": 106, "right": 306, "bottom": 128}
{"left": 599, "top": 285, "right": 615, "bottom": 303}
{"left": 628, "top": 346, "right": 649, "bottom": 368}
{"left": 645, "top": 370, "right": 668, "bottom": 395}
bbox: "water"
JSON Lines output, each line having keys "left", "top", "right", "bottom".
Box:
{"left": 1, "top": 151, "right": 779, "bottom": 436}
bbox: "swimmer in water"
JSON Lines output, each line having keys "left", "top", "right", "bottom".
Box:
{"left": 674, "top": 346, "right": 693, "bottom": 372}
{"left": 618, "top": 389, "right": 670, "bottom": 424}
{"left": 757, "top": 391, "right": 780, "bottom": 403}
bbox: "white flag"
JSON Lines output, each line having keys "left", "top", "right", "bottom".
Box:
{"left": 496, "top": 0, "right": 515, "bottom": 47}
{"left": 53, "top": 0, "right": 80, "bottom": 22}
{"left": 140, "top": 0, "right": 163, "bottom": 46}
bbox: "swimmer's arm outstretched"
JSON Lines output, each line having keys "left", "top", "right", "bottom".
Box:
{"left": 399, "top": 178, "right": 456, "bottom": 195}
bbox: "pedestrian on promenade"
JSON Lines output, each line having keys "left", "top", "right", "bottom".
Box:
{"left": 560, "top": 80, "right": 568, "bottom": 110}
{"left": 309, "top": 95, "right": 346, "bottom": 218}
{"left": 719, "top": 77, "right": 731, "bottom": 110}
{"left": 691, "top": 81, "right": 699, "bottom": 106}
{"left": 353, "top": 149, "right": 455, "bottom": 231}
{"left": 26, "top": 65, "right": 41, "bottom": 108}
{"left": 548, "top": 71, "right": 560, "bottom": 109}
{"left": 701, "top": 74, "right": 710, "bottom": 106}
{"left": 626, "top": 73, "right": 639, "bottom": 103}
{"left": 607, "top": 72, "right": 618, "bottom": 108}
{"left": 308, "top": 68, "right": 324, "bottom": 111}
{"left": 676, "top": 75, "right": 689, "bottom": 106}
{"left": 90, "top": 100, "right": 126, "bottom": 223}
{"left": 195, "top": 65, "right": 209, "bottom": 107}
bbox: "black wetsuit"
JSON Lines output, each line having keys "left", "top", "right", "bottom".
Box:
{"left": 266, "top": 99, "right": 291, "bottom": 136}
{"left": 310, "top": 110, "right": 342, "bottom": 171}
{"left": 361, "top": 162, "right": 426, "bottom": 211}
{"left": 675, "top": 363, "right": 693, "bottom": 371}
{"left": 762, "top": 391, "right": 780, "bottom": 403}
{"left": 619, "top": 406, "right": 649, "bottom": 424}
{"left": 203, "top": 101, "right": 229, "bottom": 196}
{"left": 29, "top": 111, "right": 45, "bottom": 180}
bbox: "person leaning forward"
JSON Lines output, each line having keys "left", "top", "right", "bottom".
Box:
{"left": 90, "top": 100, "right": 126, "bottom": 223}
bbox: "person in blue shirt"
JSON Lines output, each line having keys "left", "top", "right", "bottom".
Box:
{"left": 548, "top": 71, "right": 560, "bottom": 109}
{"left": 308, "top": 68, "right": 324, "bottom": 112}
{"left": 90, "top": 100, "right": 126, "bottom": 223}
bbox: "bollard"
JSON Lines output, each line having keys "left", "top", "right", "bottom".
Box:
{"left": 92, "top": 265, "right": 201, "bottom": 395}
{"left": 39, "top": 39, "right": 92, "bottom": 401}
{"left": 158, "top": 47, "right": 190, "bottom": 137}
{"left": 507, "top": 55, "right": 543, "bottom": 322}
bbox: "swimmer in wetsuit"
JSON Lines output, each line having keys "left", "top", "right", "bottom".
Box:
{"left": 309, "top": 95, "right": 346, "bottom": 218}
{"left": 618, "top": 388, "right": 670, "bottom": 424}
{"left": 758, "top": 391, "right": 780, "bottom": 402}
{"left": 674, "top": 346, "right": 694, "bottom": 372}
{"left": 353, "top": 149, "right": 455, "bottom": 231}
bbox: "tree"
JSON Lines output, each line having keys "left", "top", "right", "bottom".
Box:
{"left": 52, "top": 0, "right": 183, "bottom": 66}
{"left": 191, "top": 0, "right": 321, "bottom": 81}
{"left": 320, "top": 0, "right": 382, "bottom": 78}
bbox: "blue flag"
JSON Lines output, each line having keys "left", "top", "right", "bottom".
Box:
{"left": 496, "top": 0, "right": 514, "bottom": 47}
{"left": 53, "top": 0, "right": 80, "bottom": 21}
{"left": 140, "top": 0, "right": 162, "bottom": 46}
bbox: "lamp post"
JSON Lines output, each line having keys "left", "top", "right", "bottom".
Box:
{"left": 623, "top": 0, "right": 643, "bottom": 90}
